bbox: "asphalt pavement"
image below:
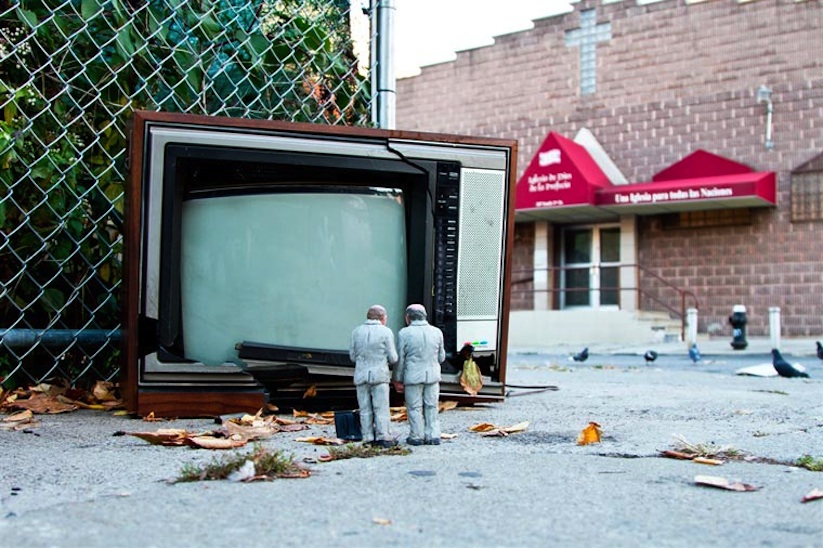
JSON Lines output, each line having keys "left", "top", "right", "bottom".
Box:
{"left": 1, "top": 337, "right": 822, "bottom": 547}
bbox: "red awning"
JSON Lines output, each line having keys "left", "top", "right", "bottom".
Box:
{"left": 595, "top": 150, "right": 776, "bottom": 213}
{"left": 516, "top": 132, "right": 618, "bottom": 222}
{"left": 516, "top": 142, "right": 776, "bottom": 221}
{"left": 595, "top": 171, "right": 776, "bottom": 213}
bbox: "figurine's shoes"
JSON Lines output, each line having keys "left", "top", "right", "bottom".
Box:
{"left": 372, "top": 440, "right": 397, "bottom": 449}
{"left": 406, "top": 438, "right": 424, "bottom": 446}
{"left": 424, "top": 438, "right": 441, "bottom": 445}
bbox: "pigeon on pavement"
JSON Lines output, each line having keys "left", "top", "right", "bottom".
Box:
{"left": 771, "top": 348, "right": 810, "bottom": 378}
{"left": 688, "top": 343, "right": 701, "bottom": 364}
{"left": 644, "top": 350, "right": 658, "bottom": 365}
{"left": 570, "top": 347, "right": 589, "bottom": 362}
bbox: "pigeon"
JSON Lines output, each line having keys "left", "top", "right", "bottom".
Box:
{"left": 644, "top": 350, "right": 658, "bottom": 365}
{"left": 771, "top": 348, "right": 809, "bottom": 378}
{"left": 816, "top": 341, "right": 823, "bottom": 361}
{"left": 569, "top": 347, "right": 589, "bottom": 362}
{"left": 688, "top": 343, "right": 701, "bottom": 364}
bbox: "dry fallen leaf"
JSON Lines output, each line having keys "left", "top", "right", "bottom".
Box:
{"left": 693, "top": 457, "right": 724, "bottom": 466}
{"left": 441, "top": 433, "right": 458, "bottom": 440}
{"left": 439, "top": 401, "right": 458, "bottom": 412}
{"left": 295, "top": 436, "right": 346, "bottom": 446}
{"left": 694, "top": 475, "right": 760, "bottom": 492}
{"left": 660, "top": 450, "right": 695, "bottom": 460}
{"left": 373, "top": 518, "right": 392, "bottom": 526}
{"left": 577, "top": 422, "right": 602, "bottom": 445}
{"left": 469, "top": 422, "right": 498, "bottom": 433}
{"left": 92, "top": 381, "right": 119, "bottom": 402}
{"left": 303, "top": 385, "right": 317, "bottom": 398}
{"left": 503, "top": 421, "right": 529, "bottom": 434}
{"left": 221, "top": 420, "right": 279, "bottom": 441}
{"left": 3, "top": 409, "right": 34, "bottom": 423}
{"left": 0, "top": 409, "right": 40, "bottom": 431}
{"left": 186, "top": 435, "right": 248, "bottom": 450}
{"left": 801, "top": 488, "right": 823, "bottom": 503}
{"left": 143, "top": 411, "right": 169, "bottom": 422}
{"left": 125, "top": 429, "right": 191, "bottom": 446}
{"left": 6, "top": 393, "right": 77, "bottom": 414}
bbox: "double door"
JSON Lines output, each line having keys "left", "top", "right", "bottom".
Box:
{"left": 561, "top": 226, "right": 620, "bottom": 309}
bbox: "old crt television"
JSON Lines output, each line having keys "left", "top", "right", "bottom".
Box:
{"left": 124, "top": 111, "right": 516, "bottom": 417}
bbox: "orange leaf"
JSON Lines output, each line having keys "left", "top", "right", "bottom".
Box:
{"left": 303, "top": 385, "right": 317, "bottom": 398}
{"left": 576, "top": 422, "right": 602, "bottom": 445}
{"left": 295, "top": 436, "right": 346, "bottom": 445}
{"left": 469, "top": 422, "right": 498, "bottom": 432}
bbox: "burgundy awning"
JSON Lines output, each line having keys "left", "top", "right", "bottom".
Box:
{"left": 595, "top": 171, "right": 776, "bottom": 213}
{"left": 516, "top": 141, "right": 776, "bottom": 221}
{"left": 595, "top": 150, "right": 776, "bottom": 213}
{"left": 515, "top": 132, "right": 618, "bottom": 222}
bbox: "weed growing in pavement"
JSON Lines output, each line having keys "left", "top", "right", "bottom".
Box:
{"left": 326, "top": 442, "right": 411, "bottom": 460}
{"left": 796, "top": 455, "right": 823, "bottom": 472}
{"left": 175, "top": 444, "right": 306, "bottom": 482}
{"left": 671, "top": 434, "right": 743, "bottom": 459}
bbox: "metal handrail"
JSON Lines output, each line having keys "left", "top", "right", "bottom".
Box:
{"left": 510, "top": 264, "right": 699, "bottom": 340}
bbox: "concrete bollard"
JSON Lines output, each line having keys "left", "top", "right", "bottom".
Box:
{"left": 686, "top": 308, "right": 698, "bottom": 348}
{"left": 769, "top": 307, "right": 781, "bottom": 350}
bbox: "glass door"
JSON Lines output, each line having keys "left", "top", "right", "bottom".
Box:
{"left": 561, "top": 226, "right": 621, "bottom": 309}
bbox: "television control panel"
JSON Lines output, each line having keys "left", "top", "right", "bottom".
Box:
{"left": 433, "top": 161, "right": 460, "bottom": 353}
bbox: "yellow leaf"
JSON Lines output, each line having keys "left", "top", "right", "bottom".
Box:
{"left": 576, "top": 422, "right": 602, "bottom": 445}
{"left": 469, "top": 422, "right": 497, "bottom": 432}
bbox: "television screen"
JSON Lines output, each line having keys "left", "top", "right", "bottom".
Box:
{"left": 180, "top": 188, "right": 407, "bottom": 365}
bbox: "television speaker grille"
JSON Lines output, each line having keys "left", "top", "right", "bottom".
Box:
{"left": 456, "top": 168, "right": 506, "bottom": 320}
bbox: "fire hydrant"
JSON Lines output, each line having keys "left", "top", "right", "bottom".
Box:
{"left": 728, "top": 305, "right": 748, "bottom": 350}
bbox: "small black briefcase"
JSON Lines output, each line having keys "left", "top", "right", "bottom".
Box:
{"left": 334, "top": 410, "right": 362, "bottom": 441}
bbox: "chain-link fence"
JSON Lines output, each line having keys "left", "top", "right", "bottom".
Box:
{"left": 0, "top": 0, "right": 375, "bottom": 389}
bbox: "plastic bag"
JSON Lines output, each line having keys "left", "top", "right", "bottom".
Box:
{"left": 460, "top": 357, "right": 483, "bottom": 396}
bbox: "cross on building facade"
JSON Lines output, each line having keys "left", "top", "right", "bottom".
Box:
{"left": 565, "top": 9, "right": 612, "bottom": 95}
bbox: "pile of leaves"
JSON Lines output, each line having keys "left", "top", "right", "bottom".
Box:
{"left": 0, "top": 380, "right": 122, "bottom": 430}
{"left": 119, "top": 409, "right": 312, "bottom": 449}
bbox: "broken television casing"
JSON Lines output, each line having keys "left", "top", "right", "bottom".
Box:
{"left": 124, "top": 111, "right": 516, "bottom": 416}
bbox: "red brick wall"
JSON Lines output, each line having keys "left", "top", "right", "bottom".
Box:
{"left": 397, "top": 0, "right": 823, "bottom": 336}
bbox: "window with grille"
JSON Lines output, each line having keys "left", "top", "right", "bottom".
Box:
{"left": 791, "top": 171, "right": 823, "bottom": 222}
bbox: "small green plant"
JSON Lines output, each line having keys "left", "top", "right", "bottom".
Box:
{"left": 326, "top": 442, "right": 411, "bottom": 461}
{"left": 796, "top": 455, "right": 823, "bottom": 472}
{"left": 175, "top": 444, "right": 306, "bottom": 483}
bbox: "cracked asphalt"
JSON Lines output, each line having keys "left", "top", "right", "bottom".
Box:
{"left": 1, "top": 350, "right": 821, "bottom": 547}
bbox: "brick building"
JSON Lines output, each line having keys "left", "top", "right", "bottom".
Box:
{"left": 396, "top": 0, "right": 823, "bottom": 345}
